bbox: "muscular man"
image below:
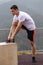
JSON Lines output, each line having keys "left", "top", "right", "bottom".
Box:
{"left": 8, "top": 5, "right": 36, "bottom": 62}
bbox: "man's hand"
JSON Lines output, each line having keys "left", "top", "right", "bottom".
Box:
{"left": 8, "top": 21, "right": 18, "bottom": 42}
{"left": 8, "top": 35, "right": 11, "bottom": 40}
{"left": 8, "top": 33, "right": 14, "bottom": 42}
{"left": 10, "top": 35, "right": 14, "bottom": 42}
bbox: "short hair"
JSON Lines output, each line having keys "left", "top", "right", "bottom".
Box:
{"left": 10, "top": 5, "right": 18, "bottom": 10}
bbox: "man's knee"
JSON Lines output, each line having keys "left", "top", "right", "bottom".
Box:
{"left": 30, "top": 41, "right": 34, "bottom": 46}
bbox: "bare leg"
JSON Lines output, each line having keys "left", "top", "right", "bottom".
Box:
{"left": 30, "top": 41, "right": 36, "bottom": 57}
{"left": 30, "top": 29, "right": 36, "bottom": 62}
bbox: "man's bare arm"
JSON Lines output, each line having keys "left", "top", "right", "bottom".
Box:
{"left": 12, "top": 22, "right": 23, "bottom": 37}
{"left": 8, "top": 21, "right": 18, "bottom": 39}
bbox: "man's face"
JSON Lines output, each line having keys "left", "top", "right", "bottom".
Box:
{"left": 10, "top": 9, "right": 17, "bottom": 15}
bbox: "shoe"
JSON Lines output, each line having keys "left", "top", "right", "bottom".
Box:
{"left": 6, "top": 39, "right": 15, "bottom": 43}
{"left": 6, "top": 40, "right": 11, "bottom": 43}
{"left": 32, "top": 57, "right": 37, "bottom": 63}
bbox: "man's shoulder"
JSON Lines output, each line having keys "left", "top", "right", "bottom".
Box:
{"left": 20, "top": 11, "right": 26, "bottom": 15}
{"left": 19, "top": 11, "right": 28, "bottom": 17}
{"left": 13, "top": 15, "right": 17, "bottom": 21}
{"left": 19, "top": 11, "right": 30, "bottom": 17}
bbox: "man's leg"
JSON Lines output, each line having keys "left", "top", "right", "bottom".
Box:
{"left": 30, "top": 41, "right": 36, "bottom": 62}
{"left": 30, "top": 41, "right": 36, "bottom": 56}
{"left": 21, "top": 25, "right": 36, "bottom": 62}
{"left": 30, "top": 29, "right": 36, "bottom": 62}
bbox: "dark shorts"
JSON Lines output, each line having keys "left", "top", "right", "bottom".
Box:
{"left": 22, "top": 25, "right": 35, "bottom": 41}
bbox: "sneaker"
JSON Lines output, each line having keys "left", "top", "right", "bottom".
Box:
{"left": 6, "top": 39, "right": 15, "bottom": 43}
{"left": 6, "top": 39, "right": 11, "bottom": 43}
{"left": 32, "top": 57, "right": 37, "bottom": 63}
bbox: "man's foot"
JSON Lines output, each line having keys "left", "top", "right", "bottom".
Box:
{"left": 6, "top": 39, "right": 15, "bottom": 43}
{"left": 32, "top": 57, "right": 37, "bottom": 63}
{"left": 6, "top": 39, "right": 11, "bottom": 43}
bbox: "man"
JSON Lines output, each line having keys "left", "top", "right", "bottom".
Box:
{"left": 8, "top": 5, "right": 36, "bottom": 62}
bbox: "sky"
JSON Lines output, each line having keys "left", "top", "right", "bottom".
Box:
{"left": 0, "top": 0, "right": 11, "bottom": 4}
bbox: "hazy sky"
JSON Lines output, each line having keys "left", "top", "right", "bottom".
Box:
{"left": 0, "top": 0, "right": 11, "bottom": 4}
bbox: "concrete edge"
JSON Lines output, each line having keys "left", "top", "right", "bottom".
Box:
{"left": 18, "top": 50, "right": 43, "bottom": 55}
